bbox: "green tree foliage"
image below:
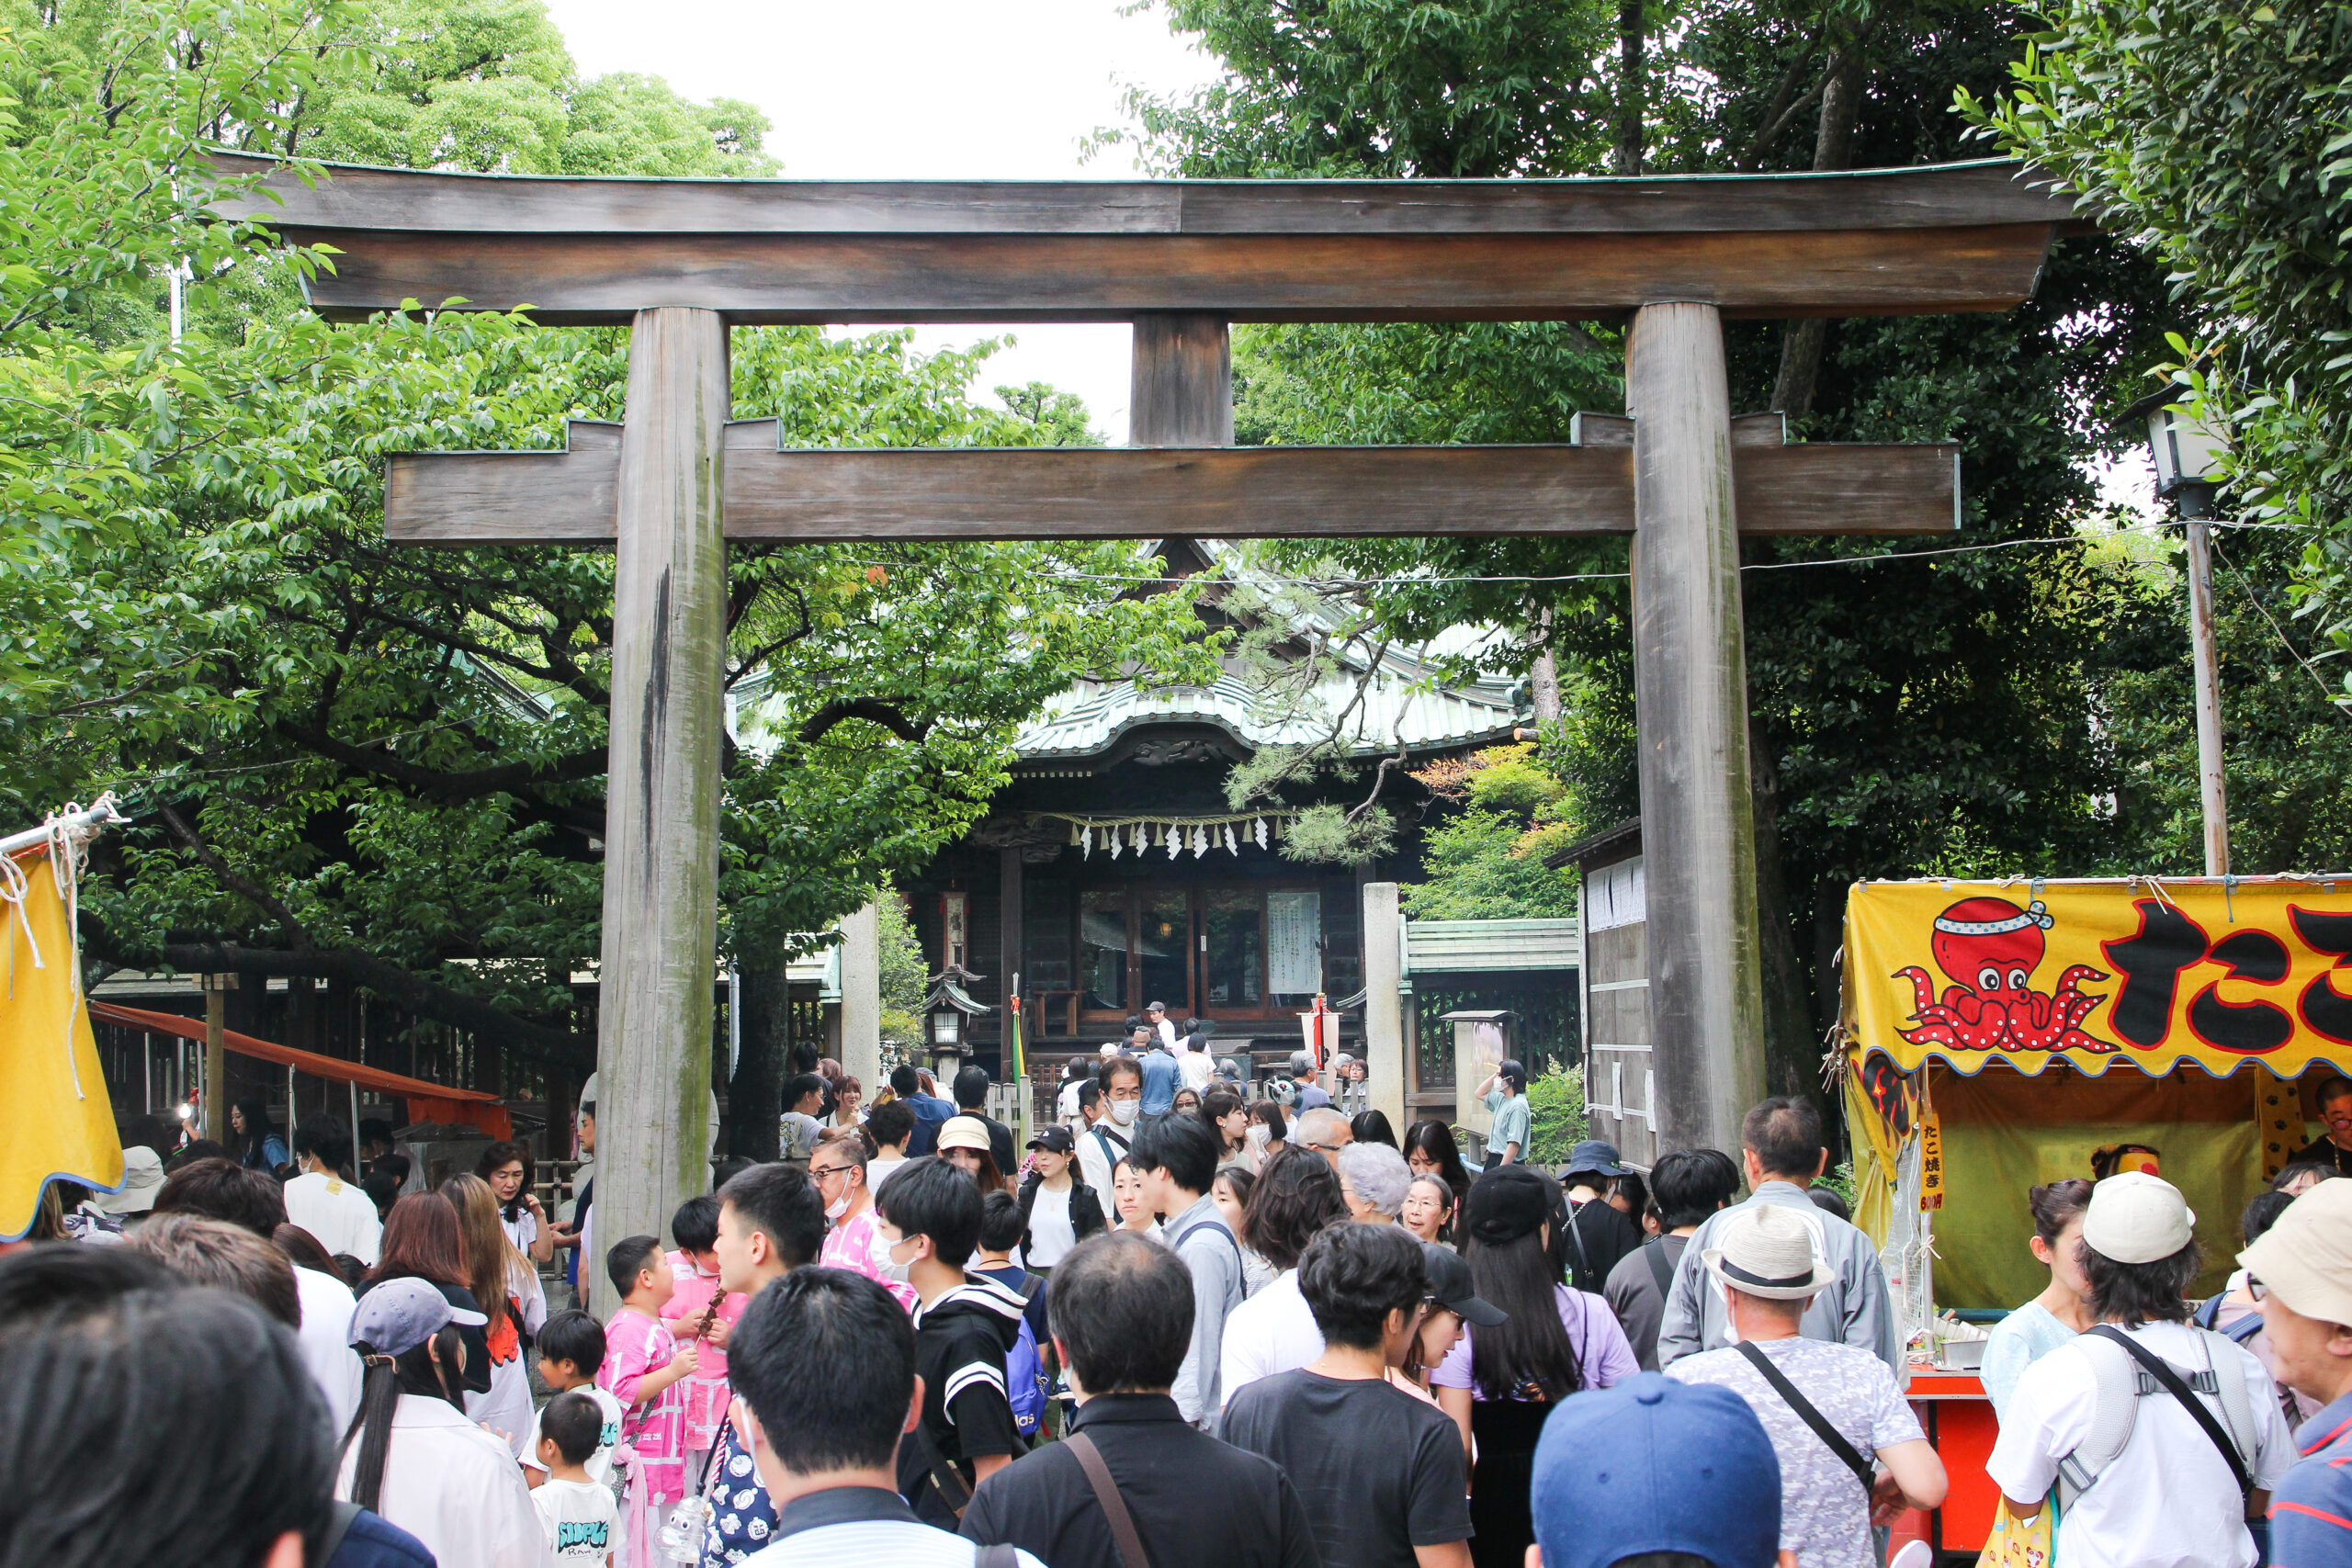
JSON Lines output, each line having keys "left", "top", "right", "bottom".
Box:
{"left": 2, "top": 0, "right": 1216, "bottom": 1153}
{"left": 1963, "top": 2, "right": 2352, "bottom": 672}
{"left": 1526, "top": 1065, "right": 1588, "bottom": 1165}
{"left": 1128, "top": 0, "right": 2204, "bottom": 1100}
{"left": 1400, "top": 745, "right": 1582, "bottom": 919}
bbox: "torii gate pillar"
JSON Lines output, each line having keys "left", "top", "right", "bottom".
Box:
{"left": 588, "top": 307, "right": 728, "bottom": 1315}
{"left": 1628, "top": 303, "right": 1768, "bottom": 1159}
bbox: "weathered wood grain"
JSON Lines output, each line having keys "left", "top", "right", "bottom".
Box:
{"left": 285, "top": 224, "right": 2058, "bottom": 324}
{"left": 1131, "top": 314, "right": 1233, "bottom": 446}
{"left": 381, "top": 434, "right": 1960, "bottom": 543}
{"left": 211, "top": 152, "right": 2072, "bottom": 236}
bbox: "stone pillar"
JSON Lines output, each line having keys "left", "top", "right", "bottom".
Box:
{"left": 839, "top": 901, "right": 884, "bottom": 1100}
{"left": 589, "top": 307, "right": 729, "bottom": 1316}
{"left": 1360, "top": 882, "right": 1408, "bottom": 1138}
{"left": 1626, "top": 302, "right": 1767, "bottom": 1158}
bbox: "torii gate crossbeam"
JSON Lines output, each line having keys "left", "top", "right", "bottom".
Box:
{"left": 218, "top": 155, "right": 2075, "bottom": 1308}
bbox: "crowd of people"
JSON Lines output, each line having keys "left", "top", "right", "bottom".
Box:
{"left": 10, "top": 1048, "right": 2352, "bottom": 1568}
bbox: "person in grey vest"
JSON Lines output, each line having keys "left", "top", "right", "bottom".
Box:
{"left": 1657, "top": 1097, "right": 1903, "bottom": 1373}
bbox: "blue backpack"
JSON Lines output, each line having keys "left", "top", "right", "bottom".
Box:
{"left": 1006, "top": 1277, "right": 1048, "bottom": 1436}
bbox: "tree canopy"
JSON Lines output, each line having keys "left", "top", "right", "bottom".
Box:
{"left": 5, "top": 0, "right": 1214, "bottom": 1153}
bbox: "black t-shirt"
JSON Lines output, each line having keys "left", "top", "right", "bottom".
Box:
{"left": 2290, "top": 1136, "right": 2352, "bottom": 1176}
{"left": 1220, "top": 1370, "right": 1471, "bottom": 1568}
{"left": 898, "top": 1280, "right": 1028, "bottom": 1526}
{"left": 1564, "top": 1195, "right": 1643, "bottom": 1294}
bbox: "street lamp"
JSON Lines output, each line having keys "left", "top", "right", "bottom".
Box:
{"left": 2142, "top": 398, "right": 2232, "bottom": 874}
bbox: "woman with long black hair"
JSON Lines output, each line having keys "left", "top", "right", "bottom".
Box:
{"left": 1434, "top": 1166, "right": 1640, "bottom": 1568}
{"left": 338, "top": 1276, "right": 543, "bottom": 1568}
{"left": 229, "top": 1099, "right": 288, "bottom": 1174}
{"left": 1403, "top": 1120, "right": 1473, "bottom": 1217}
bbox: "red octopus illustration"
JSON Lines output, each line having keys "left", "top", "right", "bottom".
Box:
{"left": 1893, "top": 896, "right": 2119, "bottom": 1054}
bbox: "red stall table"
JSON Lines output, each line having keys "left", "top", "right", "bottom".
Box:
{"left": 1893, "top": 1362, "right": 2001, "bottom": 1562}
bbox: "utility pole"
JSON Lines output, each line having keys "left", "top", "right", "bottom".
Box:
{"left": 2146, "top": 400, "right": 2232, "bottom": 874}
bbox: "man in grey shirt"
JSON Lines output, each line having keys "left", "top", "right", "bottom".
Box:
{"left": 1131, "top": 1113, "right": 1247, "bottom": 1430}
{"left": 1656, "top": 1097, "right": 1905, "bottom": 1376}
{"left": 1604, "top": 1146, "right": 1739, "bottom": 1371}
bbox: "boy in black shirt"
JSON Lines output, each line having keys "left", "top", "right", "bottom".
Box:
{"left": 876, "top": 1156, "right": 1029, "bottom": 1524}
{"left": 1221, "top": 1224, "right": 1474, "bottom": 1568}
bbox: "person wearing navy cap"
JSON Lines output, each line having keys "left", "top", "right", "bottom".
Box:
{"left": 1529, "top": 1371, "right": 1797, "bottom": 1568}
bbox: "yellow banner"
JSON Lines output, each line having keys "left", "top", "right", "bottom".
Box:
{"left": 1846, "top": 877, "right": 2352, "bottom": 1079}
{"left": 0, "top": 847, "right": 120, "bottom": 1240}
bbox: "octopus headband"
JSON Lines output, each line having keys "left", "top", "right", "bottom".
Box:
{"left": 1932, "top": 899, "right": 2053, "bottom": 938}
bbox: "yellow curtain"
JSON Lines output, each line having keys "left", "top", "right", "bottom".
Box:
{"left": 0, "top": 847, "right": 120, "bottom": 1239}
{"left": 1928, "top": 1060, "right": 2256, "bottom": 1307}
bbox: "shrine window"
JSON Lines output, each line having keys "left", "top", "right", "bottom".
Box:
{"left": 1058, "top": 884, "right": 1326, "bottom": 1025}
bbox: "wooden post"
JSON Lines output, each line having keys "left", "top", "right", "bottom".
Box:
{"left": 1131, "top": 314, "right": 1232, "bottom": 447}
{"left": 200, "top": 975, "right": 232, "bottom": 1143}
{"left": 2186, "top": 518, "right": 2230, "bottom": 875}
{"left": 839, "top": 901, "right": 884, "bottom": 1100}
{"left": 1626, "top": 302, "right": 1767, "bottom": 1157}
{"left": 1360, "top": 883, "right": 1408, "bottom": 1139}
{"left": 588, "top": 307, "right": 729, "bottom": 1316}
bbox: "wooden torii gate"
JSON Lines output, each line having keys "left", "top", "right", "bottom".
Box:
{"left": 221, "top": 155, "right": 2072, "bottom": 1295}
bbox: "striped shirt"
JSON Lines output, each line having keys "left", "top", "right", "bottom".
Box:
{"left": 2273, "top": 1391, "right": 2352, "bottom": 1568}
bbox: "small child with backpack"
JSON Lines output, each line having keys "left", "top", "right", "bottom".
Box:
{"left": 968, "top": 1191, "right": 1050, "bottom": 1438}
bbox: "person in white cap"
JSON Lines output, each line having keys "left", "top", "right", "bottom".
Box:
{"left": 1667, "top": 1202, "right": 1946, "bottom": 1568}
{"left": 1988, "top": 1171, "right": 2294, "bottom": 1568}
{"left": 2242, "top": 1178, "right": 2352, "bottom": 1566}
{"left": 337, "top": 1276, "right": 547, "bottom": 1568}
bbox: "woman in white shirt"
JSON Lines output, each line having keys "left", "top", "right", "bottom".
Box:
{"left": 339, "top": 1278, "right": 548, "bottom": 1568}
{"left": 475, "top": 1143, "right": 555, "bottom": 1266}
{"left": 1014, "top": 1125, "right": 1104, "bottom": 1274}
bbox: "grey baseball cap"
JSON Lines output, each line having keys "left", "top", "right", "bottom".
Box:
{"left": 349, "top": 1275, "right": 484, "bottom": 1356}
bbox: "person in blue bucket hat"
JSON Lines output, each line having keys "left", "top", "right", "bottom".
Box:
{"left": 1528, "top": 1371, "right": 1794, "bottom": 1568}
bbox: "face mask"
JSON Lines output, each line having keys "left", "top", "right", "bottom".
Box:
{"left": 825, "top": 1194, "right": 850, "bottom": 1221}
{"left": 1109, "top": 1100, "right": 1140, "bottom": 1127}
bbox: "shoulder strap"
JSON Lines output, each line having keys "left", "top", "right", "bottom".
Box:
{"left": 1645, "top": 1237, "right": 1674, "bottom": 1298}
{"left": 1064, "top": 1432, "right": 1154, "bottom": 1568}
{"left": 1735, "top": 1341, "right": 1876, "bottom": 1493}
{"left": 2086, "top": 1325, "right": 2252, "bottom": 1496}
{"left": 1019, "top": 1274, "right": 1044, "bottom": 1305}
{"left": 1170, "top": 1213, "right": 1244, "bottom": 1269}
{"left": 913, "top": 1418, "right": 975, "bottom": 1518}
{"left": 314, "top": 1500, "right": 363, "bottom": 1568}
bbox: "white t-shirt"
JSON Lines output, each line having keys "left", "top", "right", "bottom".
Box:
{"left": 285, "top": 1169, "right": 383, "bottom": 1264}
{"left": 337, "top": 1393, "right": 552, "bottom": 1568}
{"left": 741, "top": 1519, "right": 1045, "bottom": 1568}
{"left": 294, "top": 1264, "right": 363, "bottom": 1437}
{"left": 1057, "top": 1079, "right": 1084, "bottom": 1120}
{"left": 1076, "top": 1123, "right": 1131, "bottom": 1222}
{"left": 1180, "top": 1052, "right": 1216, "bottom": 1093}
{"left": 1219, "top": 1269, "right": 1326, "bottom": 1405}
{"left": 868, "top": 1155, "right": 909, "bottom": 1191}
{"left": 1986, "top": 1321, "right": 2294, "bottom": 1568}
{"left": 1024, "top": 1183, "right": 1079, "bottom": 1268}
{"left": 502, "top": 1207, "right": 539, "bottom": 1257}
{"left": 533, "top": 1477, "right": 617, "bottom": 1565}
{"left": 521, "top": 1384, "right": 627, "bottom": 1488}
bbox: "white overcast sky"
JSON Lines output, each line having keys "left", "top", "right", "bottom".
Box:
{"left": 541, "top": 0, "right": 1227, "bottom": 443}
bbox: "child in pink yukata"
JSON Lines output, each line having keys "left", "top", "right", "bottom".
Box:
{"left": 659, "top": 1195, "right": 746, "bottom": 1486}
{"left": 598, "top": 1235, "right": 698, "bottom": 1568}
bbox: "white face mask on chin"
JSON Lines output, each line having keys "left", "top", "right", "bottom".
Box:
{"left": 825, "top": 1194, "right": 849, "bottom": 1221}
{"left": 1109, "top": 1100, "right": 1140, "bottom": 1127}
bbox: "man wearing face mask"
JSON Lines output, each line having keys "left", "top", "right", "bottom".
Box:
{"left": 1079, "top": 1057, "right": 1145, "bottom": 1223}
{"left": 699, "top": 1163, "right": 827, "bottom": 1567}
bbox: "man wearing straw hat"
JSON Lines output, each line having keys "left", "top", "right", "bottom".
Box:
{"left": 1667, "top": 1203, "right": 1947, "bottom": 1568}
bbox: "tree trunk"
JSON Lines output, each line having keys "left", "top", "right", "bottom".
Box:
{"left": 1748, "top": 715, "right": 1815, "bottom": 1101}
{"left": 1531, "top": 607, "right": 1564, "bottom": 723}
{"left": 729, "top": 943, "right": 791, "bottom": 1162}
{"left": 1769, "top": 50, "right": 1864, "bottom": 417}
{"left": 1613, "top": 0, "right": 1645, "bottom": 175}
